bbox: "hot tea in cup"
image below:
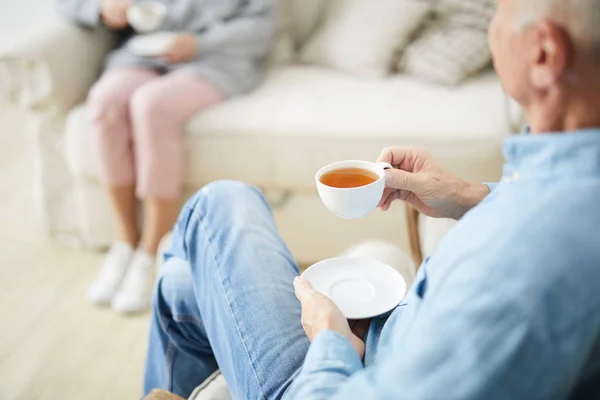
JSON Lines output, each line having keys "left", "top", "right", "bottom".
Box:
{"left": 316, "top": 160, "right": 392, "bottom": 219}
{"left": 319, "top": 168, "right": 379, "bottom": 188}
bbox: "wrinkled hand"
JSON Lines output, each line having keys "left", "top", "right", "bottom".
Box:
{"left": 294, "top": 276, "right": 365, "bottom": 359}
{"left": 376, "top": 147, "right": 490, "bottom": 220}
{"left": 101, "top": 0, "right": 130, "bottom": 29}
{"left": 162, "top": 34, "right": 197, "bottom": 63}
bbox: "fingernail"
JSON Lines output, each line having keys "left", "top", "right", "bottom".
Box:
{"left": 293, "top": 276, "right": 299, "bottom": 285}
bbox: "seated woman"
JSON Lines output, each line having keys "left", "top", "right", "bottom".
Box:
{"left": 57, "top": 0, "right": 276, "bottom": 313}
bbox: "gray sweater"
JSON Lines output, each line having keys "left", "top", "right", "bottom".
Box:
{"left": 57, "top": 0, "right": 277, "bottom": 96}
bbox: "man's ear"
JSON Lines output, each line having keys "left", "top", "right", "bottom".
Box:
{"left": 529, "top": 20, "right": 572, "bottom": 89}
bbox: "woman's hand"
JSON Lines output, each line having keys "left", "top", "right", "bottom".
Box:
{"left": 376, "top": 147, "right": 490, "bottom": 220}
{"left": 162, "top": 34, "right": 198, "bottom": 64}
{"left": 100, "top": 0, "right": 130, "bottom": 29}
{"left": 294, "top": 276, "right": 365, "bottom": 359}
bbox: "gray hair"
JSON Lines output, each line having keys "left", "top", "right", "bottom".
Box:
{"left": 517, "top": 0, "right": 600, "bottom": 61}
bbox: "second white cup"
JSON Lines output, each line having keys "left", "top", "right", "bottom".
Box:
{"left": 316, "top": 160, "right": 392, "bottom": 219}
{"left": 127, "top": 2, "right": 167, "bottom": 33}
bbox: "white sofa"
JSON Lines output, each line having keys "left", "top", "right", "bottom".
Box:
{"left": 0, "top": 0, "right": 518, "bottom": 265}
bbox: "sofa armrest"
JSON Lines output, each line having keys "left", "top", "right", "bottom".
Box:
{"left": 0, "top": 20, "right": 116, "bottom": 243}
{"left": 0, "top": 19, "right": 116, "bottom": 112}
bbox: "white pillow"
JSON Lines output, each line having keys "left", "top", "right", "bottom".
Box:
{"left": 300, "top": 0, "right": 432, "bottom": 78}
{"left": 286, "top": 0, "right": 327, "bottom": 47}
{"left": 396, "top": 0, "right": 496, "bottom": 85}
{"left": 266, "top": 0, "right": 295, "bottom": 66}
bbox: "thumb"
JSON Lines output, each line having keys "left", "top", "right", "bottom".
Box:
{"left": 294, "top": 276, "right": 316, "bottom": 302}
{"left": 118, "top": 1, "right": 130, "bottom": 12}
{"left": 384, "top": 168, "right": 419, "bottom": 191}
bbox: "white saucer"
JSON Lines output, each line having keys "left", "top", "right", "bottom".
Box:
{"left": 127, "top": 33, "right": 177, "bottom": 57}
{"left": 302, "top": 257, "right": 406, "bottom": 319}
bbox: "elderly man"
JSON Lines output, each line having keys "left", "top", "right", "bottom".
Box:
{"left": 143, "top": 0, "right": 600, "bottom": 398}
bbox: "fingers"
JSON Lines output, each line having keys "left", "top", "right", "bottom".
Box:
{"left": 162, "top": 39, "right": 190, "bottom": 64}
{"left": 378, "top": 189, "right": 414, "bottom": 210}
{"left": 101, "top": 12, "right": 128, "bottom": 28}
{"left": 162, "top": 45, "right": 185, "bottom": 63}
{"left": 163, "top": 52, "right": 188, "bottom": 64}
{"left": 380, "top": 191, "right": 399, "bottom": 211}
{"left": 162, "top": 53, "right": 178, "bottom": 64}
{"left": 118, "top": 0, "right": 131, "bottom": 12}
{"left": 109, "top": 0, "right": 130, "bottom": 14}
{"left": 378, "top": 188, "right": 395, "bottom": 209}
{"left": 101, "top": 0, "right": 130, "bottom": 28}
{"left": 384, "top": 168, "right": 419, "bottom": 191}
{"left": 293, "top": 276, "right": 315, "bottom": 302}
{"left": 377, "top": 187, "right": 393, "bottom": 208}
{"left": 377, "top": 147, "right": 411, "bottom": 166}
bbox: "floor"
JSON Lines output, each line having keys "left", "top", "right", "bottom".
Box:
{"left": 0, "top": 105, "right": 149, "bottom": 400}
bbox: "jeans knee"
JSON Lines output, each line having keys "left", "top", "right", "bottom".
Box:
{"left": 202, "top": 180, "right": 260, "bottom": 201}
{"left": 201, "top": 180, "right": 265, "bottom": 214}
{"left": 175, "top": 181, "right": 265, "bottom": 235}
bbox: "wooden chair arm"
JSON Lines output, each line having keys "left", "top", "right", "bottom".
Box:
{"left": 143, "top": 389, "right": 186, "bottom": 400}
{"left": 405, "top": 205, "right": 423, "bottom": 268}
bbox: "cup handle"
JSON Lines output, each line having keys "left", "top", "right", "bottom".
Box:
{"left": 377, "top": 162, "right": 393, "bottom": 170}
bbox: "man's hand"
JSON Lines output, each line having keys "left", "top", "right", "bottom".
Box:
{"left": 377, "top": 147, "right": 490, "bottom": 220}
{"left": 294, "top": 276, "right": 365, "bottom": 359}
{"left": 162, "top": 34, "right": 197, "bottom": 64}
{"left": 100, "top": 0, "right": 130, "bottom": 29}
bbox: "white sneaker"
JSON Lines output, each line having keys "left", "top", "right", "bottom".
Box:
{"left": 87, "top": 242, "right": 134, "bottom": 305}
{"left": 112, "top": 249, "right": 156, "bottom": 314}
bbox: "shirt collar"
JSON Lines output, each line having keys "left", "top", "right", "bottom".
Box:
{"left": 502, "top": 128, "right": 600, "bottom": 181}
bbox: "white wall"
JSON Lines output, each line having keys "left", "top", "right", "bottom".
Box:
{"left": 0, "top": 0, "right": 43, "bottom": 140}
{"left": 0, "top": 0, "right": 55, "bottom": 50}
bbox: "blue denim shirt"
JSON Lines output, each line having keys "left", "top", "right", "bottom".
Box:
{"left": 285, "top": 130, "right": 600, "bottom": 399}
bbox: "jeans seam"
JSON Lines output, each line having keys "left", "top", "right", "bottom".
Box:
{"left": 177, "top": 191, "right": 206, "bottom": 256}
{"left": 195, "top": 208, "right": 268, "bottom": 400}
{"left": 164, "top": 320, "right": 176, "bottom": 394}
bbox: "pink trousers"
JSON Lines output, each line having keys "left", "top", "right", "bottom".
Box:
{"left": 88, "top": 68, "right": 224, "bottom": 199}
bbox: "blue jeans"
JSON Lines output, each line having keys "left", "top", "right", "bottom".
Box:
{"left": 143, "top": 181, "right": 310, "bottom": 399}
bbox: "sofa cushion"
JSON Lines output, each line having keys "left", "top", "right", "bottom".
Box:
{"left": 300, "top": 0, "right": 432, "bottom": 77}
{"left": 258, "top": 0, "right": 328, "bottom": 66}
{"left": 286, "top": 0, "right": 326, "bottom": 47}
{"left": 266, "top": 0, "right": 294, "bottom": 65}
{"left": 65, "top": 66, "right": 509, "bottom": 192}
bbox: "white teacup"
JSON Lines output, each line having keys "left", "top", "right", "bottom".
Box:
{"left": 127, "top": 2, "right": 167, "bottom": 33}
{"left": 316, "top": 160, "right": 392, "bottom": 219}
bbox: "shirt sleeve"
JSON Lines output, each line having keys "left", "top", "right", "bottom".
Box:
{"left": 56, "top": 0, "right": 101, "bottom": 27}
{"left": 284, "top": 257, "right": 592, "bottom": 399}
{"left": 285, "top": 330, "right": 363, "bottom": 398}
{"left": 197, "top": 0, "right": 276, "bottom": 57}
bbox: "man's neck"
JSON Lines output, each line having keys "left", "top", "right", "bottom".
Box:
{"left": 527, "top": 102, "right": 600, "bottom": 134}
{"left": 525, "top": 73, "right": 600, "bottom": 134}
